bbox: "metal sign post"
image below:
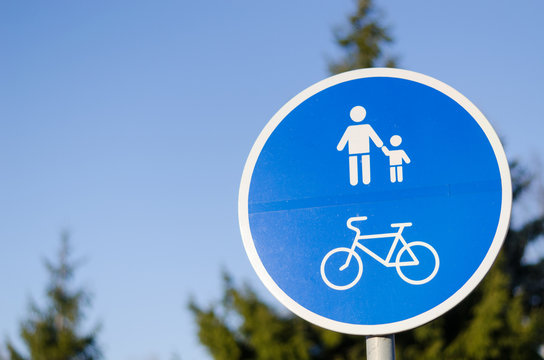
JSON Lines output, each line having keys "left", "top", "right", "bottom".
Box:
{"left": 366, "top": 335, "right": 395, "bottom": 360}
{"left": 239, "top": 68, "right": 511, "bottom": 339}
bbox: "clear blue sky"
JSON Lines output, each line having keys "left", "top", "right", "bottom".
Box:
{"left": 1, "top": 1, "right": 543, "bottom": 359}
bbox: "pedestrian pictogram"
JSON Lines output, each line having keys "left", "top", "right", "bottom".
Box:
{"left": 336, "top": 106, "right": 411, "bottom": 185}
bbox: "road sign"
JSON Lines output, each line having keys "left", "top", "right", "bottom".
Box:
{"left": 238, "top": 68, "right": 512, "bottom": 334}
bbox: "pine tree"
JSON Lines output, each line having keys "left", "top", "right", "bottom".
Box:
{"left": 191, "top": 0, "right": 544, "bottom": 358}
{"left": 5, "top": 234, "right": 101, "bottom": 360}
{"left": 189, "top": 274, "right": 367, "bottom": 360}
{"left": 328, "top": 0, "right": 395, "bottom": 73}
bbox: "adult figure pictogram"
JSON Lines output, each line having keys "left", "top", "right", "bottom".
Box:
{"left": 337, "top": 106, "right": 384, "bottom": 185}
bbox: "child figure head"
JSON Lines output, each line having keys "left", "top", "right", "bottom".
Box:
{"left": 390, "top": 135, "right": 402, "bottom": 147}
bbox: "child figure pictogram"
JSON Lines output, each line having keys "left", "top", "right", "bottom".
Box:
{"left": 382, "top": 135, "right": 411, "bottom": 183}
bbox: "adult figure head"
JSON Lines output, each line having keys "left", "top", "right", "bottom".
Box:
{"left": 350, "top": 106, "right": 367, "bottom": 123}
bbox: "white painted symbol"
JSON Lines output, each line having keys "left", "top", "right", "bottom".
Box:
{"left": 382, "top": 135, "right": 411, "bottom": 183}
{"left": 337, "top": 107, "right": 412, "bottom": 185}
{"left": 336, "top": 106, "right": 384, "bottom": 185}
{"left": 320, "top": 216, "right": 440, "bottom": 290}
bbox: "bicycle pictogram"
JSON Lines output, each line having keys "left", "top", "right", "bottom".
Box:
{"left": 320, "top": 216, "right": 440, "bottom": 290}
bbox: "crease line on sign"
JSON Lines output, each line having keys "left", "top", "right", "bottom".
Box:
{"left": 247, "top": 180, "right": 501, "bottom": 215}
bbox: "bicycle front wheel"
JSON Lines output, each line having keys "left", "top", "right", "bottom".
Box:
{"left": 396, "top": 241, "right": 439, "bottom": 285}
{"left": 320, "top": 247, "right": 362, "bottom": 290}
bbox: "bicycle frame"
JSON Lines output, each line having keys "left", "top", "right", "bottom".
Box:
{"left": 340, "top": 216, "right": 416, "bottom": 270}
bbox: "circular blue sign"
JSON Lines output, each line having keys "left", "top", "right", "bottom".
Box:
{"left": 239, "top": 68, "right": 512, "bottom": 334}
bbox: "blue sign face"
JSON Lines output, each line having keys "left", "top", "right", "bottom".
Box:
{"left": 239, "top": 68, "right": 512, "bottom": 334}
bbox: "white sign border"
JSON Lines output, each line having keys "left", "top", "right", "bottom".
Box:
{"left": 238, "top": 68, "right": 512, "bottom": 335}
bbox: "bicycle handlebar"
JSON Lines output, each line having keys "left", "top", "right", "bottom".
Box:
{"left": 346, "top": 216, "right": 367, "bottom": 234}
{"left": 347, "top": 216, "right": 367, "bottom": 226}
{"left": 391, "top": 222, "right": 413, "bottom": 228}
{"left": 346, "top": 216, "right": 412, "bottom": 234}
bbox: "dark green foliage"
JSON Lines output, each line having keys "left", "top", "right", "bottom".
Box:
{"left": 396, "top": 253, "right": 544, "bottom": 360}
{"left": 4, "top": 234, "right": 101, "bottom": 360}
{"left": 504, "top": 161, "right": 544, "bottom": 310}
{"left": 192, "top": 0, "right": 544, "bottom": 358}
{"left": 189, "top": 275, "right": 367, "bottom": 360}
{"left": 328, "top": 0, "right": 396, "bottom": 73}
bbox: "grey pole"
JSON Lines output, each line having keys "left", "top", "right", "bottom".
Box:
{"left": 366, "top": 335, "right": 395, "bottom": 360}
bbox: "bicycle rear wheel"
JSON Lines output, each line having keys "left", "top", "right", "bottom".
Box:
{"left": 395, "top": 241, "right": 439, "bottom": 285}
{"left": 320, "top": 247, "right": 362, "bottom": 290}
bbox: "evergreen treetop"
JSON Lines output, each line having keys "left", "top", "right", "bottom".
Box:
{"left": 5, "top": 234, "right": 101, "bottom": 360}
